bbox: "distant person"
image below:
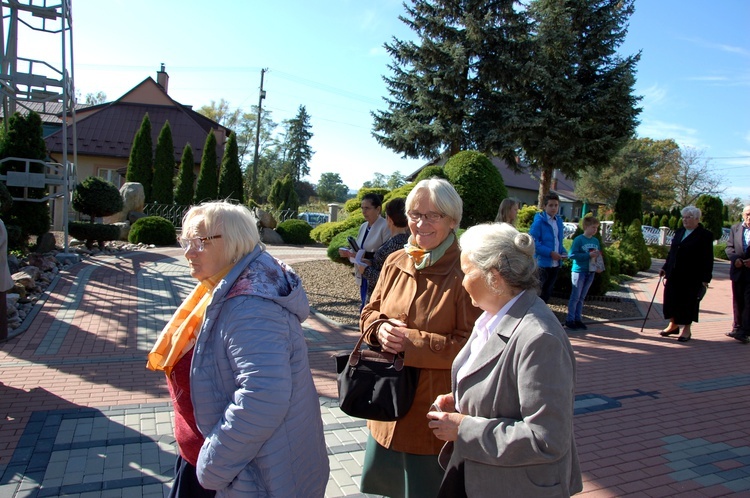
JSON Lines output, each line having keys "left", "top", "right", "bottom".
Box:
{"left": 358, "top": 178, "right": 481, "bottom": 498}
{"left": 0, "top": 188, "right": 12, "bottom": 341}
{"left": 0, "top": 219, "right": 12, "bottom": 341}
{"left": 725, "top": 204, "right": 750, "bottom": 344}
{"left": 565, "top": 217, "right": 602, "bottom": 330}
{"left": 659, "top": 206, "right": 714, "bottom": 343}
{"left": 494, "top": 197, "right": 520, "bottom": 226}
{"left": 339, "top": 193, "right": 390, "bottom": 311}
{"left": 358, "top": 197, "right": 410, "bottom": 302}
{"left": 428, "top": 223, "right": 582, "bottom": 497}
{"left": 148, "top": 201, "right": 328, "bottom": 497}
{"left": 529, "top": 193, "right": 567, "bottom": 303}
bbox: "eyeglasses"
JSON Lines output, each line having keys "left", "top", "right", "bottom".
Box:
{"left": 179, "top": 235, "right": 222, "bottom": 253}
{"left": 407, "top": 211, "right": 446, "bottom": 222}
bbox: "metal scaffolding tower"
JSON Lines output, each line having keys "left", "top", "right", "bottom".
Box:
{"left": 0, "top": 0, "right": 77, "bottom": 258}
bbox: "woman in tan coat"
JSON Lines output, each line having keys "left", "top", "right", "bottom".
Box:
{"left": 359, "top": 178, "right": 481, "bottom": 497}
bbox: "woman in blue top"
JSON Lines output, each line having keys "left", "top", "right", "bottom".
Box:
{"left": 565, "top": 217, "right": 602, "bottom": 330}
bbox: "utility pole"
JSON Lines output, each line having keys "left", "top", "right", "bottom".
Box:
{"left": 250, "top": 68, "right": 267, "bottom": 201}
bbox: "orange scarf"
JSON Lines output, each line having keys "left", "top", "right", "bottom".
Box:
{"left": 146, "top": 265, "right": 232, "bottom": 376}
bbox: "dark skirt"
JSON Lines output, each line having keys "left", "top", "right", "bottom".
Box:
{"left": 360, "top": 434, "right": 444, "bottom": 498}
{"left": 169, "top": 454, "right": 215, "bottom": 498}
{"left": 663, "top": 273, "right": 702, "bottom": 324}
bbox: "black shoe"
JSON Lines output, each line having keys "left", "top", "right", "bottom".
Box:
{"left": 574, "top": 321, "right": 588, "bottom": 330}
{"left": 677, "top": 336, "right": 691, "bottom": 343}
{"left": 734, "top": 334, "right": 750, "bottom": 344}
{"left": 660, "top": 327, "right": 680, "bottom": 337}
{"left": 564, "top": 320, "right": 579, "bottom": 330}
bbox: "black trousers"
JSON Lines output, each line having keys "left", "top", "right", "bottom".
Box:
{"left": 731, "top": 276, "right": 750, "bottom": 335}
{"left": 539, "top": 266, "right": 560, "bottom": 303}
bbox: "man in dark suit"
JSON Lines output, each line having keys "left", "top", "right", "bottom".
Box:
{"left": 726, "top": 205, "right": 750, "bottom": 344}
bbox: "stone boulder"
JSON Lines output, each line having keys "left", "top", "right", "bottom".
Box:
{"left": 260, "top": 228, "right": 284, "bottom": 245}
{"left": 104, "top": 182, "right": 145, "bottom": 223}
{"left": 12, "top": 266, "right": 40, "bottom": 291}
{"left": 255, "top": 208, "right": 277, "bottom": 229}
{"left": 35, "top": 232, "right": 57, "bottom": 253}
{"left": 27, "top": 254, "right": 58, "bottom": 272}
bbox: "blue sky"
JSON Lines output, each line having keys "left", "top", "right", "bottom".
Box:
{"left": 20, "top": 0, "right": 750, "bottom": 203}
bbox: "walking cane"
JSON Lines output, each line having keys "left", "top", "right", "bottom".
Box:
{"left": 640, "top": 275, "right": 662, "bottom": 332}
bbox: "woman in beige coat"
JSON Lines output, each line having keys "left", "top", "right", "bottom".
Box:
{"left": 359, "top": 178, "right": 481, "bottom": 497}
{"left": 428, "top": 223, "right": 582, "bottom": 497}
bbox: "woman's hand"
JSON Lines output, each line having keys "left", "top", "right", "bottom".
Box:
{"left": 431, "top": 393, "right": 456, "bottom": 413}
{"left": 377, "top": 318, "right": 408, "bottom": 354}
{"left": 338, "top": 248, "right": 354, "bottom": 259}
{"left": 427, "top": 411, "right": 466, "bottom": 442}
{"left": 659, "top": 269, "right": 666, "bottom": 277}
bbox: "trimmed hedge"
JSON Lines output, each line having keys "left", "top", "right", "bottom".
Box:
{"left": 69, "top": 221, "right": 121, "bottom": 250}
{"left": 128, "top": 216, "right": 176, "bottom": 246}
{"left": 276, "top": 219, "right": 314, "bottom": 245}
{"left": 310, "top": 213, "right": 365, "bottom": 245}
{"left": 327, "top": 227, "right": 360, "bottom": 264}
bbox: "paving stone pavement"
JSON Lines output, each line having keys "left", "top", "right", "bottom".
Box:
{"left": 1, "top": 245, "right": 748, "bottom": 497}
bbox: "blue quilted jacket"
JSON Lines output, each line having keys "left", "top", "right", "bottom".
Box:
{"left": 191, "top": 245, "right": 329, "bottom": 497}
{"left": 528, "top": 212, "right": 567, "bottom": 268}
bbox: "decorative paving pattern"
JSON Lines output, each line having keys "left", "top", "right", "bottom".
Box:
{"left": 661, "top": 435, "right": 750, "bottom": 492}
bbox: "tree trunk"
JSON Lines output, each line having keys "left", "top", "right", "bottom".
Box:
{"left": 537, "top": 164, "right": 553, "bottom": 208}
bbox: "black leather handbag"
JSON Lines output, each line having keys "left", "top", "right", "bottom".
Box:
{"left": 336, "top": 318, "right": 420, "bottom": 421}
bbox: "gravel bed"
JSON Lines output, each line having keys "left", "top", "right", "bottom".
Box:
{"left": 292, "top": 259, "right": 643, "bottom": 328}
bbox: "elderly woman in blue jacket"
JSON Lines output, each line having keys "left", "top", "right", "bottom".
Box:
{"left": 529, "top": 193, "right": 568, "bottom": 303}
{"left": 148, "top": 201, "right": 328, "bottom": 497}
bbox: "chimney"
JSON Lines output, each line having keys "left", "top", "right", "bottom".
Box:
{"left": 157, "top": 63, "right": 169, "bottom": 93}
{"left": 551, "top": 169, "right": 558, "bottom": 191}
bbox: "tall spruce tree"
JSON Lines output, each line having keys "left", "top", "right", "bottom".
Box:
{"left": 174, "top": 143, "right": 195, "bottom": 206}
{"left": 194, "top": 131, "right": 218, "bottom": 203}
{"left": 0, "top": 111, "right": 50, "bottom": 240}
{"left": 126, "top": 113, "right": 154, "bottom": 202}
{"left": 372, "top": 0, "right": 528, "bottom": 159}
{"left": 218, "top": 132, "right": 244, "bottom": 204}
{"left": 520, "top": 0, "right": 641, "bottom": 206}
{"left": 282, "top": 105, "right": 314, "bottom": 183}
{"left": 152, "top": 121, "right": 175, "bottom": 204}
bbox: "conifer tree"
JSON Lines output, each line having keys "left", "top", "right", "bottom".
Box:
{"left": 194, "top": 131, "right": 218, "bottom": 203}
{"left": 126, "top": 113, "right": 154, "bottom": 202}
{"left": 372, "top": 0, "right": 529, "bottom": 159}
{"left": 282, "top": 106, "right": 314, "bottom": 183}
{"left": 152, "top": 121, "right": 175, "bottom": 204}
{"left": 218, "top": 132, "right": 244, "bottom": 204}
{"left": 174, "top": 143, "right": 195, "bottom": 206}
{"left": 521, "top": 0, "right": 640, "bottom": 206}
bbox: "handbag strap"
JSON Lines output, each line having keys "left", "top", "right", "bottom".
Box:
{"left": 349, "top": 318, "right": 405, "bottom": 370}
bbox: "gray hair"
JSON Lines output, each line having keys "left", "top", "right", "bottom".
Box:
{"left": 406, "top": 178, "right": 463, "bottom": 227}
{"left": 182, "top": 201, "right": 261, "bottom": 263}
{"left": 681, "top": 206, "right": 701, "bottom": 220}
{"left": 459, "top": 223, "right": 539, "bottom": 293}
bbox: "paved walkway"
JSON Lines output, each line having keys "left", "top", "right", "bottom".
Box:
{"left": 0, "top": 246, "right": 748, "bottom": 497}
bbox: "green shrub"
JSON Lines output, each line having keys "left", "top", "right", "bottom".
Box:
{"left": 128, "top": 216, "right": 176, "bottom": 246}
{"left": 415, "top": 165, "right": 448, "bottom": 182}
{"left": 617, "top": 219, "right": 652, "bottom": 273}
{"left": 276, "top": 219, "right": 314, "bottom": 245}
{"left": 444, "top": 151, "right": 507, "bottom": 228}
{"left": 650, "top": 215, "right": 659, "bottom": 227}
{"left": 72, "top": 176, "right": 124, "bottom": 221}
{"left": 383, "top": 182, "right": 416, "bottom": 203}
{"left": 669, "top": 216, "right": 679, "bottom": 230}
{"left": 516, "top": 205, "right": 540, "bottom": 232}
{"left": 327, "top": 227, "right": 360, "bottom": 264}
{"left": 613, "top": 187, "right": 642, "bottom": 238}
{"left": 311, "top": 213, "right": 365, "bottom": 245}
{"left": 659, "top": 214, "right": 669, "bottom": 227}
{"left": 646, "top": 245, "right": 670, "bottom": 259}
{"left": 714, "top": 243, "right": 728, "bottom": 260}
{"left": 68, "top": 221, "right": 121, "bottom": 249}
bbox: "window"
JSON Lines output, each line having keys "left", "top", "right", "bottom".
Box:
{"left": 97, "top": 168, "right": 122, "bottom": 188}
